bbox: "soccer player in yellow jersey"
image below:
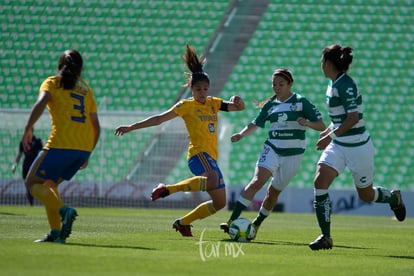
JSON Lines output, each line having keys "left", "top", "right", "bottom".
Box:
{"left": 115, "top": 44, "right": 245, "bottom": 236}
{"left": 22, "top": 50, "right": 100, "bottom": 243}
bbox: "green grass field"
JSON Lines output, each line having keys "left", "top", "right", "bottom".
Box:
{"left": 0, "top": 206, "right": 413, "bottom": 276}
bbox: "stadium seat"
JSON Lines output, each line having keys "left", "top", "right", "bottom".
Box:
{"left": 1, "top": 0, "right": 413, "bottom": 192}
{"left": 219, "top": 0, "right": 414, "bottom": 190}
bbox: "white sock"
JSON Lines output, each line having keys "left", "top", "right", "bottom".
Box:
{"left": 238, "top": 196, "right": 251, "bottom": 207}
{"left": 314, "top": 189, "right": 329, "bottom": 196}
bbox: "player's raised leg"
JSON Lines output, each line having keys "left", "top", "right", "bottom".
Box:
{"left": 151, "top": 176, "right": 207, "bottom": 201}
{"left": 174, "top": 172, "right": 226, "bottom": 237}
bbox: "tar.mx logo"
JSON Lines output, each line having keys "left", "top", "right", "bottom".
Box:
{"left": 196, "top": 229, "right": 245, "bottom": 262}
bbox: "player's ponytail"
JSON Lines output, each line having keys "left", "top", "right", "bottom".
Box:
{"left": 183, "top": 44, "right": 209, "bottom": 87}
{"left": 323, "top": 44, "right": 353, "bottom": 72}
{"left": 58, "top": 49, "right": 83, "bottom": 90}
{"left": 339, "top": 46, "right": 353, "bottom": 71}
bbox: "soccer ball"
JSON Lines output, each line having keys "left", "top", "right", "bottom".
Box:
{"left": 228, "top": 218, "right": 256, "bottom": 242}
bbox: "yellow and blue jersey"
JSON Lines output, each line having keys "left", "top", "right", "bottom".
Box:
{"left": 172, "top": 96, "right": 223, "bottom": 160}
{"left": 39, "top": 76, "right": 98, "bottom": 152}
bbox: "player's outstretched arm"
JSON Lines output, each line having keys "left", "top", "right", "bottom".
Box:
{"left": 231, "top": 123, "right": 258, "bottom": 143}
{"left": 114, "top": 109, "right": 177, "bottom": 136}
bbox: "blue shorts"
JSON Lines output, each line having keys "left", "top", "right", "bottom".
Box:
{"left": 188, "top": 152, "right": 225, "bottom": 190}
{"left": 34, "top": 148, "right": 91, "bottom": 182}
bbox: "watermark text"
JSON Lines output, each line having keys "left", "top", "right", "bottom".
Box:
{"left": 196, "top": 229, "right": 245, "bottom": 261}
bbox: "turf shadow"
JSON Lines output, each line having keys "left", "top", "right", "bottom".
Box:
{"left": 0, "top": 212, "right": 26, "bottom": 216}
{"left": 249, "top": 240, "right": 309, "bottom": 247}
{"left": 243, "top": 240, "right": 372, "bottom": 250}
{"left": 218, "top": 238, "right": 299, "bottom": 245}
{"left": 385, "top": 255, "right": 414, "bottom": 260}
{"left": 67, "top": 242, "right": 156, "bottom": 251}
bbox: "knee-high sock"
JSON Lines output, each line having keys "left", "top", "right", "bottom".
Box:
{"left": 45, "top": 185, "right": 62, "bottom": 230}
{"left": 31, "top": 181, "right": 64, "bottom": 229}
{"left": 180, "top": 200, "right": 216, "bottom": 225}
{"left": 229, "top": 196, "right": 251, "bottom": 222}
{"left": 45, "top": 206, "right": 61, "bottom": 230}
{"left": 252, "top": 206, "right": 271, "bottom": 226}
{"left": 314, "top": 192, "right": 332, "bottom": 237}
{"left": 166, "top": 176, "right": 207, "bottom": 194}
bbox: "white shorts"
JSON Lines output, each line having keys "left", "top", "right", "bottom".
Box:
{"left": 256, "top": 144, "right": 304, "bottom": 191}
{"left": 318, "top": 139, "right": 375, "bottom": 188}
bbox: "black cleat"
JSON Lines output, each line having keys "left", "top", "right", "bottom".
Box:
{"left": 309, "top": 235, "right": 333, "bottom": 251}
{"left": 391, "top": 190, "right": 406, "bottom": 222}
{"left": 220, "top": 221, "right": 231, "bottom": 233}
{"left": 34, "top": 229, "right": 60, "bottom": 243}
{"left": 220, "top": 222, "right": 229, "bottom": 233}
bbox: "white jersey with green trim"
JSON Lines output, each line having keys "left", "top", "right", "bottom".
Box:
{"left": 253, "top": 93, "right": 322, "bottom": 156}
{"left": 326, "top": 73, "right": 370, "bottom": 147}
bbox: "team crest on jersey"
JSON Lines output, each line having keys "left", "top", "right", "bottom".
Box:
{"left": 209, "top": 123, "right": 215, "bottom": 133}
{"left": 290, "top": 103, "right": 297, "bottom": 111}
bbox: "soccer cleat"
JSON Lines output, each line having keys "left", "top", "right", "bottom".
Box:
{"left": 54, "top": 237, "right": 66, "bottom": 244}
{"left": 309, "top": 235, "right": 333, "bottom": 251}
{"left": 172, "top": 219, "right": 193, "bottom": 237}
{"left": 59, "top": 206, "right": 78, "bottom": 241}
{"left": 391, "top": 190, "right": 406, "bottom": 222}
{"left": 151, "top": 183, "right": 169, "bottom": 201}
{"left": 251, "top": 223, "right": 260, "bottom": 240}
{"left": 220, "top": 221, "right": 231, "bottom": 234}
{"left": 34, "top": 229, "right": 61, "bottom": 243}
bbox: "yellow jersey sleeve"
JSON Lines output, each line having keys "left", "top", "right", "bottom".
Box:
{"left": 40, "top": 76, "right": 98, "bottom": 152}
{"left": 173, "top": 96, "right": 223, "bottom": 160}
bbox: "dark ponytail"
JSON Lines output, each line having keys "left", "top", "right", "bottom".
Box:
{"left": 58, "top": 49, "right": 83, "bottom": 90}
{"left": 183, "top": 44, "right": 209, "bottom": 87}
{"left": 322, "top": 44, "right": 353, "bottom": 72}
